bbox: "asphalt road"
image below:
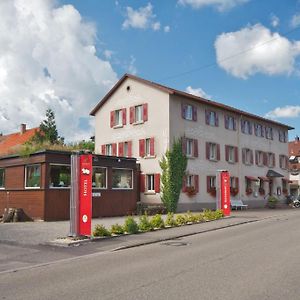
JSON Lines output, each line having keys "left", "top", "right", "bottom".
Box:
{"left": 1, "top": 211, "right": 300, "bottom": 300}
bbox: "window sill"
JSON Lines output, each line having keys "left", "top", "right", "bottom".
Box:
{"left": 25, "top": 187, "right": 41, "bottom": 190}
{"left": 144, "top": 191, "right": 156, "bottom": 195}
{"left": 49, "top": 187, "right": 71, "bottom": 189}
{"left": 208, "top": 158, "right": 218, "bottom": 162}
{"left": 113, "top": 124, "right": 124, "bottom": 129}
{"left": 227, "top": 161, "right": 236, "bottom": 164}
{"left": 0, "top": 188, "right": 5, "bottom": 190}
{"left": 133, "top": 121, "right": 144, "bottom": 126}
{"left": 144, "top": 155, "right": 156, "bottom": 159}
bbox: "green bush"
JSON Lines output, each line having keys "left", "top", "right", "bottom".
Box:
{"left": 93, "top": 224, "right": 111, "bottom": 237}
{"left": 194, "top": 213, "right": 204, "bottom": 223}
{"left": 268, "top": 196, "right": 279, "bottom": 208}
{"left": 124, "top": 216, "right": 139, "bottom": 234}
{"left": 165, "top": 212, "right": 178, "bottom": 227}
{"left": 203, "top": 209, "right": 215, "bottom": 221}
{"left": 150, "top": 214, "right": 165, "bottom": 229}
{"left": 185, "top": 211, "right": 198, "bottom": 223}
{"left": 138, "top": 214, "right": 153, "bottom": 232}
{"left": 175, "top": 214, "right": 188, "bottom": 226}
{"left": 110, "top": 223, "right": 124, "bottom": 235}
{"left": 214, "top": 209, "right": 224, "bottom": 219}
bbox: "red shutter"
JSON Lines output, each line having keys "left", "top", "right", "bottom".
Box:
{"left": 279, "top": 155, "right": 282, "bottom": 168}
{"left": 205, "top": 110, "right": 210, "bottom": 124}
{"left": 235, "top": 147, "right": 239, "bottom": 163}
{"left": 139, "top": 139, "right": 145, "bottom": 157}
{"left": 194, "top": 175, "right": 199, "bottom": 193}
{"left": 235, "top": 177, "right": 239, "bottom": 189}
{"left": 241, "top": 120, "right": 245, "bottom": 133}
{"left": 215, "top": 112, "right": 219, "bottom": 126}
{"left": 154, "top": 173, "right": 160, "bottom": 193}
{"left": 182, "top": 137, "right": 187, "bottom": 155}
{"left": 217, "top": 144, "right": 220, "bottom": 161}
{"left": 118, "top": 142, "right": 124, "bottom": 157}
{"left": 263, "top": 152, "right": 268, "bottom": 166}
{"left": 130, "top": 106, "right": 134, "bottom": 124}
{"left": 233, "top": 118, "right": 237, "bottom": 131}
{"left": 193, "top": 139, "right": 198, "bottom": 157}
{"left": 225, "top": 145, "right": 229, "bottom": 162}
{"left": 207, "top": 176, "right": 211, "bottom": 192}
{"left": 250, "top": 150, "right": 254, "bottom": 165}
{"left": 224, "top": 115, "right": 229, "bottom": 129}
{"left": 128, "top": 141, "right": 132, "bottom": 157}
{"left": 192, "top": 106, "right": 197, "bottom": 121}
{"left": 249, "top": 122, "right": 253, "bottom": 135}
{"left": 110, "top": 111, "right": 115, "bottom": 128}
{"left": 206, "top": 142, "right": 210, "bottom": 160}
{"left": 150, "top": 137, "right": 155, "bottom": 156}
{"left": 122, "top": 108, "right": 126, "bottom": 125}
{"left": 242, "top": 148, "right": 246, "bottom": 164}
{"left": 140, "top": 174, "right": 145, "bottom": 193}
{"left": 101, "top": 145, "right": 105, "bottom": 155}
{"left": 272, "top": 153, "right": 276, "bottom": 167}
{"left": 182, "top": 176, "right": 187, "bottom": 192}
{"left": 181, "top": 104, "right": 186, "bottom": 119}
{"left": 112, "top": 143, "right": 117, "bottom": 156}
{"left": 261, "top": 126, "right": 265, "bottom": 137}
{"left": 255, "top": 151, "right": 259, "bottom": 165}
{"left": 143, "top": 103, "right": 148, "bottom": 122}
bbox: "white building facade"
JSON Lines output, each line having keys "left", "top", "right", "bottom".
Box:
{"left": 91, "top": 74, "right": 292, "bottom": 210}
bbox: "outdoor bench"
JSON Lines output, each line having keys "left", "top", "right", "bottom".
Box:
{"left": 231, "top": 200, "right": 248, "bottom": 210}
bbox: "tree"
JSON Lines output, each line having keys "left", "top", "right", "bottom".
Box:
{"left": 33, "top": 108, "right": 64, "bottom": 144}
{"left": 159, "top": 139, "right": 187, "bottom": 212}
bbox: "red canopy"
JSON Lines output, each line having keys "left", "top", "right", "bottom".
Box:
{"left": 245, "top": 176, "right": 259, "bottom": 181}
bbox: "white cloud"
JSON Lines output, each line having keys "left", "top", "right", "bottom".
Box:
{"left": 290, "top": 13, "right": 300, "bottom": 28}
{"left": 122, "top": 3, "right": 161, "bottom": 31}
{"left": 186, "top": 86, "right": 211, "bottom": 98}
{"left": 215, "top": 24, "right": 300, "bottom": 78}
{"left": 128, "top": 55, "right": 137, "bottom": 75}
{"left": 270, "top": 14, "right": 280, "bottom": 28}
{"left": 265, "top": 105, "right": 300, "bottom": 119}
{"left": 103, "top": 50, "right": 114, "bottom": 60}
{"left": 164, "top": 25, "right": 170, "bottom": 33}
{"left": 0, "top": 0, "right": 117, "bottom": 141}
{"left": 178, "top": 0, "right": 249, "bottom": 11}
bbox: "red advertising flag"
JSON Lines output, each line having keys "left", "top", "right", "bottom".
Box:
{"left": 79, "top": 154, "right": 92, "bottom": 236}
{"left": 220, "top": 171, "right": 231, "bottom": 216}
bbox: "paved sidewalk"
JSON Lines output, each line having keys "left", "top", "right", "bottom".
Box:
{"left": 0, "top": 208, "right": 297, "bottom": 247}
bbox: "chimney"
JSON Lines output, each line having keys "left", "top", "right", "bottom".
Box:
{"left": 295, "top": 135, "right": 299, "bottom": 142}
{"left": 20, "top": 123, "right": 26, "bottom": 134}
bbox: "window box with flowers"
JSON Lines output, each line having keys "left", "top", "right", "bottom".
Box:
{"left": 230, "top": 187, "right": 239, "bottom": 196}
{"left": 259, "top": 187, "right": 265, "bottom": 195}
{"left": 185, "top": 186, "right": 197, "bottom": 197}
{"left": 246, "top": 188, "right": 253, "bottom": 195}
{"left": 209, "top": 187, "right": 216, "bottom": 196}
{"left": 282, "top": 188, "right": 288, "bottom": 195}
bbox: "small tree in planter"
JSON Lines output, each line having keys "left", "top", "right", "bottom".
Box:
{"left": 267, "top": 196, "right": 279, "bottom": 209}
{"left": 230, "top": 187, "right": 238, "bottom": 196}
{"left": 159, "top": 139, "right": 187, "bottom": 212}
{"left": 186, "top": 186, "right": 197, "bottom": 197}
{"left": 259, "top": 188, "right": 265, "bottom": 196}
{"left": 246, "top": 188, "right": 253, "bottom": 195}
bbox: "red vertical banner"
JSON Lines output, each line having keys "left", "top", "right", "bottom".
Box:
{"left": 79, "top": 154, "right": 92, "bottom": 236}
{"left": 220, "top": 171, "right": 230, "bottom": 216}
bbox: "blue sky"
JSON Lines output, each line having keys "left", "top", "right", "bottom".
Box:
{"left": 0, "top": 0, "right": 299, "bottom": 140}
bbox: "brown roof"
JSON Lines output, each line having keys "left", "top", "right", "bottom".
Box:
{"left": 0, "top": 127, "right": 38, "bottom": 157}
{"left": 90, "top": 73, "right": 294, "bottom": 130}
{"left": 289, "top": 139, "right": 300, "bottom": 156}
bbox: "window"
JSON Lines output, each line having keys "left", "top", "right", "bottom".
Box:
{"left": 25, "top": 164, "right": 41, "bottom": 188}
{"left": 225, "top": 115, "right": 236, "bottom": 130}
{"left": 230, "top": 177, "right": 236, "bottom": 188}
{"left": 265, "top": 127, "right": 273, "bottom": 140}
{"left": 186, "top": 175, "right": 194, "bottom": 187}
{"left": 135, "top": 105, "right": 143, "bottom": 123}
{"left": 182, "top": 104, "right": 197, "bottom": 121}
{"left": 112, "top": 168, "right": 133, "bottom": 189}
{"left": 124, "top": 142, "right": 129, "bottom": 157}
{"left": 0, "top": 168, "right": 5, "bottom": 188}
{"left": 206, "top": 142, "right": 220, "bottom": 161}
{"left": 241, "top": 120, "right": 252, "bottom": 135}
{"left": 92, "top": 167, "right": 107, "bottom": 189}
{"left": 267, "top": 152, "right": 275, "bottom": 168}
{"left": 242, "top": 148, "right": 253, "bottom": 165}
{"left": 145, "top": 138, "right": 151, "bottom": 156}
{"left": 49, "top": 165, "right": 71, "bottom": 188}
{"left": 279, "top": 155, "right": 288, "bottom": 169}
{"left": 115, "top": 109, "right": 123, "bottom": 126}
{"left": 279, "top": 130, "right": 288, "bottom": 143}
{"left": 225, "top": 145, "right": 238, "bottom": 163}
{"left": 207, "top": 176, "right": 216, "bottom": 192}
{"left": 139, "top": 138, "right": 155, "bottom": 157}
{"left": 255, "top": 151, "right": 265, "bottom": 167}
{"left": 186, "top": 139, "right": 194, "bottom": 157}
{"left": 118, "top": 141, "right": 132, "bottom": 157}
{"left": 106, "top": 144, "right": 112, "bottom": 156}
{"left": 146, "top": 174, "right": 155, "bottom": 192}
{"left": 205, "top": 110, "right": 218, "bottom": 126}
{"left": 254, "top": 124, "right": 264, "bottom": 137}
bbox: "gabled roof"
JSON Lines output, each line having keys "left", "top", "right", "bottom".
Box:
{"left": 90, "top": 73, "right": 294, "bottom": 130}
{"left": 0, "top": 127, "right": 38, "bottom": 157}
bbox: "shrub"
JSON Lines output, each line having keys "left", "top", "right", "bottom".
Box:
{"left": 268, "top": 196, "right": 279, "bottom": 209}
{"left": 138, "top": 214, "right": 153, "bottom": 232}
{"left": 93, "top": 224, "right": 111, "bottom": 237}
{"left": 185, "top": 211, "right": 198, "bottom": 223}
{"left": 165, "top": 212, "right": 178, "bottom": 227}
{"left": 194, "top": 213, "right": 204, "bottom": 223}
{"left": 214, "top": 209, "right": 224, "bottom": 219}
{"left": 203, "top": 209, "right": 215, "bottom": 221}
{"left": 175, "top": 214, "right": 188, "bottom": 226}
{"left": 110, "top": 223, "right": 124, "bottom": 235}
{"left": 124, "top": 216, "right": 139, "bottom": 234}
{"left": 150, "top": 214, "right": 165, "bottom": 229}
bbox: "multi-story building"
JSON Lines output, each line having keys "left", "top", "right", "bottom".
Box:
{"left": 289, "top": 136, "right": 300, "bottom": 197}
{"left": 91, "top": 74, "right": 293, "bottom": 210}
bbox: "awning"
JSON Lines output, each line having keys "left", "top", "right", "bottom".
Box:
{"left": 245, "top": 176, "right": 259, "bottom": 181}
{"left": 258, "top": 176, "right": 270, "bottom": 182}
{"left": 282, "top": 178, "right": 293, "bottom": 183}
{"left": 266, "top": 170, "right": 284, "bottom": 178}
